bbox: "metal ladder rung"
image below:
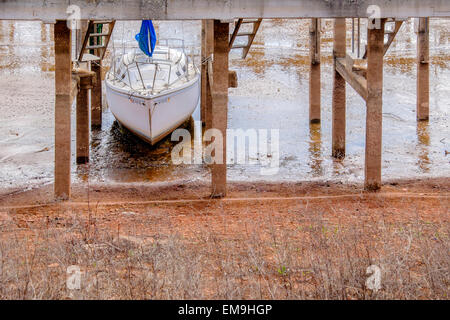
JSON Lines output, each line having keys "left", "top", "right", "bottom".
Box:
{"left": 237, "top": 32, "right": 255, "bottom": 36}
{"left": 86, "top": 44, "right": 106, "bottom": 50}
{"left": 229, "top": 18, "right": 262, "bottom": 59}
{"left": 92, "top": 20, "right": 113, "bottom": 24}
{"left": 78, "top": 20, "right": 115, "bottom": 62}
{"left": 232, "top": 45, "right": 248, "bottom": 49}
{"left": 80, "top": 53, "right": 101, "bottom": 62}
{"left": 89, "top": 33, "right": 109, "bottom": 37}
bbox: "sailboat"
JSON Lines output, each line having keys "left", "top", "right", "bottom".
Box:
{"left": 105, "top": 20, "right": 200, "bottom": 145}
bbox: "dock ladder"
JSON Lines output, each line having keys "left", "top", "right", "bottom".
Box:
{"left": 229, "top": 18, "right": 263, "bottom": 59}
{"left": 78, "top": 20, "right": 116, "bottom": 62}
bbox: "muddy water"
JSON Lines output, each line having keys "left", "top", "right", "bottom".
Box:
{"left": 0, "top": 19, "right": 449, "bottom": 191}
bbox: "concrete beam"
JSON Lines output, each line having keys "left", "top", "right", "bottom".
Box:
{"left": 54, "top": 20, "right": 72, "bottom": 200}
{"left": 210, "top": 20, "right": 229, "bottom": 198}
{"left": 364, "top": 19, "right": 386, "bottom": 191}
{"left": 332, "top": 18, "right": 347, "bottom": 159}
{"left": 309, "top": 18, "right": 321, "bottom": 123}
{"left": 417, "top": 18, "right": 430, "bottom": 121}
{"left": 1, "top": 1, "right": 449, "bottom": 20}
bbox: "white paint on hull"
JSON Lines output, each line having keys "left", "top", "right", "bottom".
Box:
{"left": 105, "top": 72, "right": 200, "bottom": 145}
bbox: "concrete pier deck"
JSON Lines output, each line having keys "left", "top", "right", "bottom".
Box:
{"left": 0, "top": 0, "right": 450, "bottom": 21}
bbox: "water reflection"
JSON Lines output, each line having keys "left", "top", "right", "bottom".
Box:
{"left": 416, "top": 120, "right": 431, "bottom": 173}
{"left": 0, "top": 21, "right": 3, "bottom": 44}
{"left": 308, "top": 122, "right": 323, "bottom": 176}
{"left": 75, "top": 164, "right": 89, "bottom": 183}
{"left": 40, "top": 23, "right": 52, "bottom": 72}
{"left": 9, "top": 22, "right": 14, "bottom": 43}
{"left": 332, "top": 157, "right": 345, "bottom": 177}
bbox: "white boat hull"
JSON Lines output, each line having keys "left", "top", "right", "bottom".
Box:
{"left": 105, "top": 74, "right": 200, "bottom": 145}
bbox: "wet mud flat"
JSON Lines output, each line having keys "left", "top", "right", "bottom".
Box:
{"left": 0, "top": 19, "right": 449, "bottom": 194}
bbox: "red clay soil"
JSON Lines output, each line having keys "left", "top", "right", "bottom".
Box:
{"left": 0, "top": 177, "right": 448, "bottom": 299}
{"left": 0, "top": 177, "right": 448, "bottom": 206}
{"left": 0, "top": 177, "right": 448, "bottom": 235}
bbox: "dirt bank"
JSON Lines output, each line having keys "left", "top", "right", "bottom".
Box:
{"left": 0, "top": 177, "right": 448, "bottom": 208}
{"left": 0, "top": 178, "right": 448, "bottom": 299}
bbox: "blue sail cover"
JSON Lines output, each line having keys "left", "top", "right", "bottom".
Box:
{"left": 135, "top": 20, "right": 157, "bottom": 57}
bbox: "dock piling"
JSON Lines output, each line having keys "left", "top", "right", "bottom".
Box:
{"left": 201, "top": 20, "right": 207, "bottom": 124}
{"left": 201, "top": 20, "right": 214, "bottom": 128}
{"left": 54, "top": 20, "right": 72, "bottom": 200}
{"left": 417, "top": 17, "right": 430, "bottom": 121}
{"left": 91, "top": 61, "right": 102, "bottom": 129}
{"left": 76, "top": 83, "right": 89, "bottom": 164}
{"left": 309, "top": 18, "right": 321, "bottom": 123}
{"left": 364, "top": 19, "right": 386, "bottom": 191}
{"left": 75, "top": 69, "right": 95, "bottom": 164}
{"left": 332, "top": 18, "right": 347, "bottom": 159}
{"left": 210, "top": 20, "right": 229, "bottom": 198}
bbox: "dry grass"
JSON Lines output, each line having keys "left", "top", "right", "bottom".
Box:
{"left": 0, "top": 194, "right": 448, "bottom": 300}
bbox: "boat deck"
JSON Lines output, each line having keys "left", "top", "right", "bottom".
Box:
{"left": 108, "top": 47, "right": 198, "bottom": 96}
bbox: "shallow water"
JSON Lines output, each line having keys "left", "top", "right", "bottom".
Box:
{"left": 0, "top": 19, "right": 449, "bottom": 190}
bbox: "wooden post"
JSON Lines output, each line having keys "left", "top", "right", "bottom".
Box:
{"left": 365, "top": 19, "right": 386, "bottom": 191}
{"left": 76, "top": 85, "right": 89, "bottom": 164}
{"left": 202, "top": 20, "right": 214, "bottom": 129}
{"left": 211, "top": 20, "right": 229, "bottom": 198}
{"left": 54, "top": 21, "right": 72, "bottom": 200}
{"left": 417, "top": 18, "right": 430, "bottom": 121}
{"left": 201, "top": 20, "right": 207, "bottom": 124}
{"left": 91, "top": 61, "right": 102, "bottom": 129}
{"left": 309, "top": 18, "right": 321, "bottom": 123}
{"left": 332, "top": 18, "right": 346, "bottom": 158}
{"left": 75, "top": 71, "right": 95, "bottom": 164}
